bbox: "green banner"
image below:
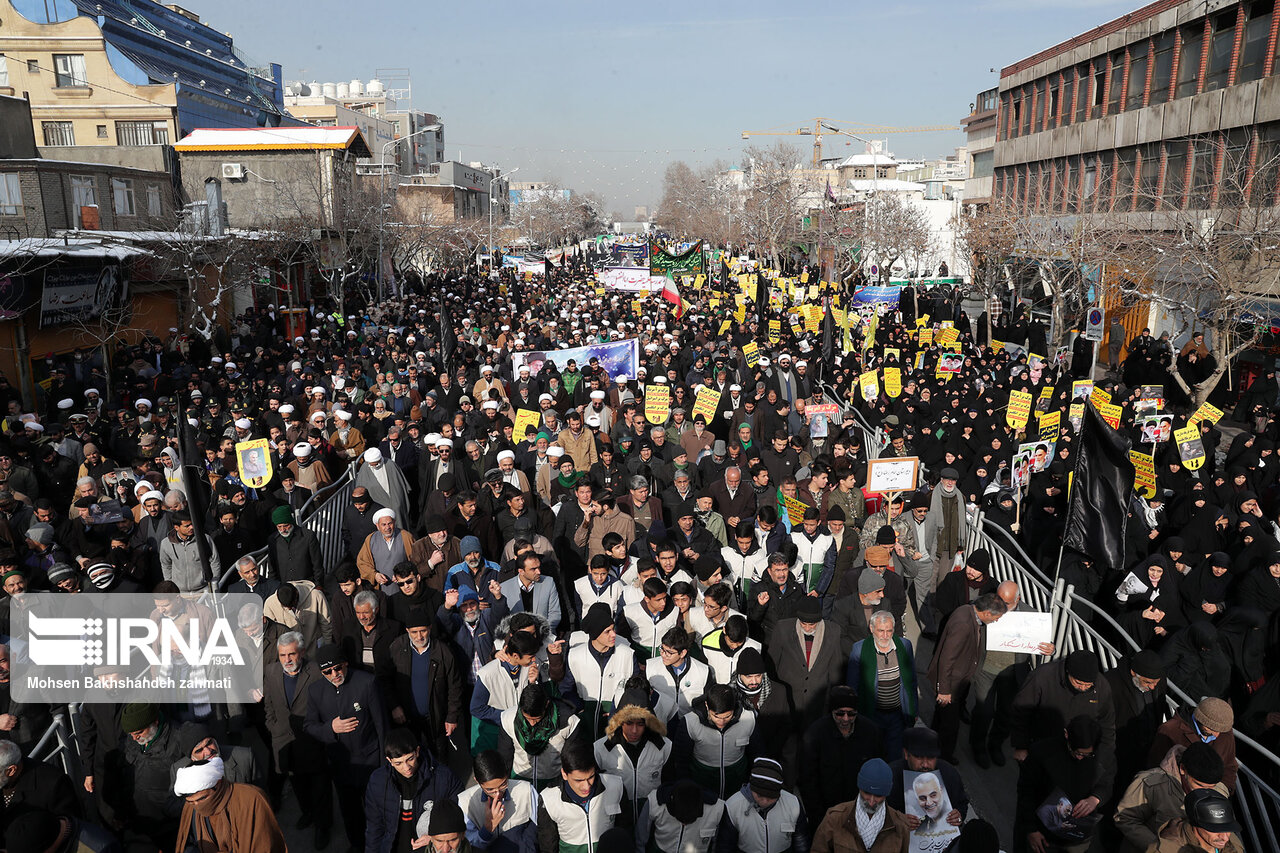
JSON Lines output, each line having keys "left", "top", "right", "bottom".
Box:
{"left": 650, "top": 240, "right": 705, "bottom": 277}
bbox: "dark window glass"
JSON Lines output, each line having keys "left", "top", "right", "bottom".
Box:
{"left": 1150, "top": 32, "right": 1176, "bottom": 104}
{"left": 1107, "top": 51, "right": 1126, "bottom": 114}
{"left": 1126, "top": 42, "right": 1149, "bottom": 111}
{"left": 1254, "top": 125, "right": 1280, "bottom": 205}
{"left": 1164, "top": 141, "right": 1189, "bottom": 208}
{"left": 1204, "top": 12, "right": 1237, "bottom": 91}
{"left": 1177, "top": 23, "right": 1205, "bottom": 98}
{"left": 1137, "top": 143, "right": 1160, "bottom": 210}
{"left": 1220, "top": 128, "right": 1251, "bottom": 207}
{"left": 1238, "top": 1, "right": 1272, "bottom": 84}
{"left": 1189, "top": 135, "right": 1219, "bottom": 207}
{"left": 1115, "top": 148, "right": 1138, "bottom": 211}
{"left": 1074, "top": 63, "right": 1090, "bottom": 123}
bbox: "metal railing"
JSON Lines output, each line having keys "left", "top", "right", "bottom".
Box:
{"left": 28, "top": 707, "right": 79, "bottom": 782}
{"left": 966, "top": 512, "right": 1280, "bottom": 850}
{"left": 216, "top": 462, "right": 359, "bottom": 590}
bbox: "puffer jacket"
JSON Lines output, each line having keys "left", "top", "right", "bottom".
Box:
{"left": 363, "top": 752, "right": 463, "bottom": 853}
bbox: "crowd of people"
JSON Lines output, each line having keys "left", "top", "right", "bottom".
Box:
{"left": 0, "top": 247, "right": 1269, "bottom": 853}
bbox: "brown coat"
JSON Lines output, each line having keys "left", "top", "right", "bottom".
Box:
{"left": 926, "top": 603, "right": 983, "bottom": 695}
{"left": 1151, "top": 818, "right": 1243, "bottom": 853}
{"left": 812, "top": 800, "right": 911, "bottom": 853}
{"left": 356, "top": 529, "right": 422, "bottom": 584}
{"left": 572, "top": 505, "right": 635, "bottom": 560}
{"left": 1147, "top": 713, "right": 1239, "bottom": 794}
{"left": 175, "top": 780, "right": 287, "bottom": 853}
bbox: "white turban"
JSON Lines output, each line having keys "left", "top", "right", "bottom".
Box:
{"left": 547, "top": 446, "right": 565, "bottom": 458}
{"left": 293, "top": 443, "right": 312, "bottom": 458}
{"left": 174, "top": 757, "right": 225, "bottom": 796}
{"left": 334, "top": 410, "right": 352, "bottom": 421}
{"left": 279, "top": 405, "right": 295, "bottom": 415}
{"left": 363, "top": 448, "right": 383, "bottom": 463}
{"left": 135, "top": 398, "right": 152, "bottom": 410}
{"left": 496, "top": 450, "right": 515, "bottom": 462}
{"left": 141, "top": 490, "right": 165, "bottom": 503}
{"left": 25, "top": 422, "right": 44, "bottom": 432}
{"left": 372, "top": 508, "right": 395, "bottom": 523}
{"left": 234, "top": 418, "right": 251, "bottom": 430}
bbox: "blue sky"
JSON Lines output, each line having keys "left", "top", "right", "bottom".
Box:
{"left": 207, "top": 0, "right": 1137, "bottom": 212}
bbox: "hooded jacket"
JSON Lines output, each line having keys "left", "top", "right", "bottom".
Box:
{"left": 594, "top": 703, "right": 672, "bottom": 827}
{"left": 1115, "top": 745, "right": 1230, "bottom": 853}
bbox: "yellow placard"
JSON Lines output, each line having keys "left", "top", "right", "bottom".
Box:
{"left": 694, "top": 274, "right": 706, "bottom": 289}
{"left": 1038, "top": 410, "right": 1061, "bottom": 441}
{"left": 768, "top": 320, "right": 781, "bottom": 344}
{"left": 594, "top": 287, "right": 605, "bottom": 296}
{"left": 805, "top": 305, "right": 822, "bottom": 333}
{"left": 1130, "top": 450, "right": 1157, "bottom": 498}
{"left": 1069, "top": 402, "right": 1084, "bottom": 427}
{"left": 1175, "top": 423, "right": 1205, "bottom": 470}
{"left": 807, "top": 285, "right": 819, "bottom": 301}
{"left": 918, "top": 329, "right": 934, "bottom": 347}
{"left": 735, "top": 303, "right": 747, "bottom": 323}
{"left": 742, "top": 341, "right": 760, "bottom": 368}
{"left": 937, "top": 327, "right": 959, "bottom": 347}
{"left": 692, "top": 387, "right": 722, "bottom": 422}
{"left": 883, "top": 367, "right": 902, "bottom": 398}
{"left": 644, "top": 385, "right": 671, "bottom": 425}
{"left": 859, "top": 370, "right": 879, "bottom": 400}
{"left": 631, "top": 300, "right": 642, "bottom": 315}
{"left": 1007, "top": 390, "right": 1032, "bottom": 429}
{"left": 800, "top": 271, "right": 809, "bottom": 283}
{"left": 1189, "top": 402, "right": 1224, "bottom": 427}
{"left": 832, "top": 307, "right": 846, "bottom": 329}
{"left": 235, "top": 438, "right": 273, "bottom": 489}
{"left": 778, "top": 490, "right": 810, "bottom": 526}
{"left": 790, "top": 321, "right": 804, "bottom": 338}
{"left": 717, "top": 319, "right": 732, "bottom": 336}
{"left": 1099, "top": 402, "right": 1123, "bottom": 429}
{"left": 991, "top": 340, "right": 1005, "bottom": 352}
{"left": 1089, "top": 386, "right": 1112, "bottom": 410}
{"left": 513, "top": 409, "right": 542, "bottom": 439}
{"left": 638, "top": 289, "right": 650, "bottom": 298}
{"left": 940, "top": 321, "right": 954, "bottom": 330}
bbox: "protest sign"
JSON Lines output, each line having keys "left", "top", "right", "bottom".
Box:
{"left": 883, "top": 367, "right": 902, "bottom": 398}
{"left": 512, "top": 409, "right": 542, "bottom": 440}
{"left": 692, "top": 387, "right": 721, "bottom": 423}
{"left": 1130, "top": 449, "right": 1157, "bottom": 498}
{"left": 742, "top": 341, "right": 760, "bottom": 368}
{"left": 1099, "top": 402, "right": 1123, "bottom": 429}
{"left": 1175, "top": 424, "right": 1205, "bottom": 470}
{"left": 859, "top": 370, "right": 879, "bottom": 400}
{"left": 986, "top": 611, "right": 1053, "bottom": 654}
{"left": 644, "top": 385, "right": 670, "bottom": 425}
{"left": 235, "top": 439, "right": 272, "bottom": 489}
{"left": 866, "top": 457, "right": 919, "bottom": 494}
{"left": 905, "top": 770, "right": 961, "bottom": 853}
{"left": 1038, "top": 411, "right": 1061, "bottom": 442}
{"left": 1007, "top": 390, "right": 1033, "bottom": 430}
{"left": 1189, "top": 402, "right": 1224, "bottom": 427}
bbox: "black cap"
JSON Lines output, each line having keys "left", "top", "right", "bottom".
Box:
{"left": 1185, "top": 789, "right": 1240, "bottom": 833}
{"left": 904, "top": 726, "right": 942, "bottom": 758}
{"left": 795, "top": 596, "right": 822, "bottom": 623}
{"left": 581, "top": 602, "right": 614, "bottom": 640}
{"left": 316, "top": 645, "right": 344, "bottom": 669}
{"left": 427, "top": 799, "right": 467, "bottom": 835}
{"left": 1065, "top": 650, "right": 1099, "bottom": 683}
{"left": 736, "top": 647, "right": 766, "bottom": 676}
{"left": 1130, "top": 649, "right": 1166, "bottom": 680}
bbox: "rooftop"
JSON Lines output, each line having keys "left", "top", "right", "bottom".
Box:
{"left": 174, "top": 127, "right": 372, "bottom": 156}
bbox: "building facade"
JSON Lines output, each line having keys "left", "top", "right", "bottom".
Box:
{"left": 993, "top": 0, "right": 1280, "bottom": 215}
{"left": 961, "top": 87, "right": 999, "bottom": 206}
{"left": 1, "top": 0, "right": 297, "bottom": 156}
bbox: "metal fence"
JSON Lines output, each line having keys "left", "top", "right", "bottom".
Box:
{"left": 820, "top": 382, "right": 1280, "bottom": 848}
{"left": 216, "top": 462, "right": 358, "bottom": 590}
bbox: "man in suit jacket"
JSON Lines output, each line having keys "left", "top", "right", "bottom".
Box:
{"left": 374, "top": 608, "right": 464, "bottom": 760}
{"left": 766, "top": 597, "right": 845, "bottom": 731}
{"left": 707, "top": 466, "right": 756, "bottom": 530}
{"left": 303, "top": 644, "right": 389, "bottom": 852}
{"left": 499, "top": 551, "right": 562, "bottom": 633}
{"left": 926, "top": 593, "right": 1008, "bottom": 764}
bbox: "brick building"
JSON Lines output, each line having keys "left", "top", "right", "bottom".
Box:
{"left": 993, "top": 0, "right": 1280, "bottom": 213}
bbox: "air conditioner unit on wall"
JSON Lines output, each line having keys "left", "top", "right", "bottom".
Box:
{"left": 221, "top": 163, "right": 244, "bottom": 180}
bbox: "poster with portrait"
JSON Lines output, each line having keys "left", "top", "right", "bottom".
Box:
{"left": 1012, "top": 448, "right": 1032, "bottom": 489}
{"left": 905, "top": 770, "right": 960, "bottom": 853}
{"left": 235, "top": 438, "right": 273, "bottom": 489}
{"left": 937, "top": 352, "right": 963, "bottom": 374}
{"left": 1175, "top": 424, "right": 1206, "bottom": 471}
{"left": 1018, "top": 441, "right": 1055, "bottom": 474}
{"left": 1137, "top": 414, "right": 1173, "bottom": 444}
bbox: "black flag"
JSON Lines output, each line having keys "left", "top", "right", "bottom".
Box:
{"left": 820, "top": 294, "right": 834, "bottom": 382}
{"left": 1062, "top": 401, "right": 1134, "bottom": 569}
{"left": 440, "top": 298, "right": 456, "bottom": 374}
{"left": 177, "top": 396, "right": 217, "bottom": 590}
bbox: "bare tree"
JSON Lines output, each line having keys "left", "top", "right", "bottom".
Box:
{"left": 840, "top": 192, "right": 935, "bottom": 287}
{"left": 1104, "top": 139, "right": 1280, "bottom": 406}
{"left": 738, "top": 143, "right": 811, "bottom": 269}
{"left": 953, "top": 200, "right": 1024, "bottom": 341}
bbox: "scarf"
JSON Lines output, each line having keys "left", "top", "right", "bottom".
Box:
{"left": 514, "top": 700, "right": 560, "bottom": 756}
{"left": 855, "top": 799, "right": 887, "bottom": 850}
{"left": 736, "top": 674, "right": 771, "bottom": 707}
{"left": 556, "top": 471, "right": 580, "bottom": 488}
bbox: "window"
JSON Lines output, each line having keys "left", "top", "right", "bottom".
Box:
{"left": 1177, "top": 23, "right": 1205, "bottom": 98}
{"left": 41, "top": 121, "right": 74, "bottom": 146}
{"left": 1021, "top": 86, "right": 1032, "bottom": 135}
{"left": 1189, "top": 135, "right": 1219, "bottom": 207}
{"left": 96, "top": 125, "right": 107, "bottom": 138}
{"left": 1047, "top": 80, "right": 1060, "bottom": 129}
{"left": 1204, "top": 13, "right": 1237, "bottom": 91}
{"left": 111, "top": 178, "right": 135, "bottom": 216}
{"left": 147, "top": 184, "right": 161, "bottom": 217}
{"left": 1092, "top": 63, "right": 1107, "bottom": 119}
{"left": 0, "top": 56, "right": 8, "bottom": 87}
{"left": 1010, "top": 96, "right": 1021, "bottom": 138}
{"left": 1032, "top": 81, "right": 1044, "bottom": 133}
{"left": 71, "top": 175, "right": 96, "bottom": 227}
{"left": 1164, "top": 141, "right": 1189, "bottom": 208}
{"left": 115, "top": 120, "right": 169, "bottom": 146}
{"left": 1115, "top": 148, "right": 1138, "bottom": 211}
{"left": 26, "top": 59, "right": 38, "bottom": 74}
{"left": 1082, "top": 155, "right": 1098, "bottom": 205}
{"left": 1054, "top": 159, "right": 1067, "bottom": 209}
{"left": 1255, "top": 125, "right": 1280, "bottom": 205}
{"left": 1074, "top": 63, "right": 1090, "bottom": 124}
{"left": 1137, "top": 144, "right": 1161, "bottom": 210}
{"left": 0, "top": 174, "right": 20, "bottom": 216}
{"left": 1150, "top": 32, "right": 1176, "bottom": 104}
{"left": 52, "top": 54, "right": 87, "bottom": 88}
{"left": 1238, "top": 1, "right": 1273, "bottom": 84}
{"left": 1220, "top": 128, "right": 1252, "bottom": 206}
{"left": 1107, "top": 51, "right": 1126, "bottom": 115}
{"left": 1093, "top": 156, "right": 1112, "bottom": 212}
{"left": 1126, "top": 42, "right": 1149, "bottom": 111}
{"left": 971, "top": 150, "right": 993, "bottom": 179}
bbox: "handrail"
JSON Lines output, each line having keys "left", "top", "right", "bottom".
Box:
{"left": 976, "top": 516, "right": 1055, "bottom": 590}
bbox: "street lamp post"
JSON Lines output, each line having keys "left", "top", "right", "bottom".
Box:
{"left": 489, "top": 167, "right": 519, "bottom": 276}
{"left": 822, "top": 123, "right": 881, "bottom": 281}
{"left": 377, "top": 123, "right": 441, "bottom": 300}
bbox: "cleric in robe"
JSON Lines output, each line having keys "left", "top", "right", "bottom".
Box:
{"left": 353, "top": 447, "right": 411, "bottom": 521}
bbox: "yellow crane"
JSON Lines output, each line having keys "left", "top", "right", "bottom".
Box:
{"left": 740, "top": 118, "right": 960, "bottom": 167}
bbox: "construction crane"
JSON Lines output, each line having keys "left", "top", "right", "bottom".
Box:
{"left": 740, "top": 118, "right": 960, "bottom": 167}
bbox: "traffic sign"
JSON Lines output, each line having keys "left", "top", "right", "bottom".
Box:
{"left": 1084, "top": 306, "right": 1105, "bottom": 342}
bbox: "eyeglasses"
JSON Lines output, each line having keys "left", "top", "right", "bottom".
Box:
{"left": 396, "top": 578, "right": 416, "bottom": 587}
{"left": 833, "top": 710, "right": 857, "bottom": 718}
{"left": 320, "top": 664, "right": 343, "bottom": 674}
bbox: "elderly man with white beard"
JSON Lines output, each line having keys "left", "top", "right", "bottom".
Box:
{"left": 812, "top": 757, "right": 912, "bottom": 853}
{"left": 354, "top": 447, "right": 412, "bottom": 521}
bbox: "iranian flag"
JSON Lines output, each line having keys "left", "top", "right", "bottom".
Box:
{"left": 662, "top": 277, "right": 683, "bottom": 317}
